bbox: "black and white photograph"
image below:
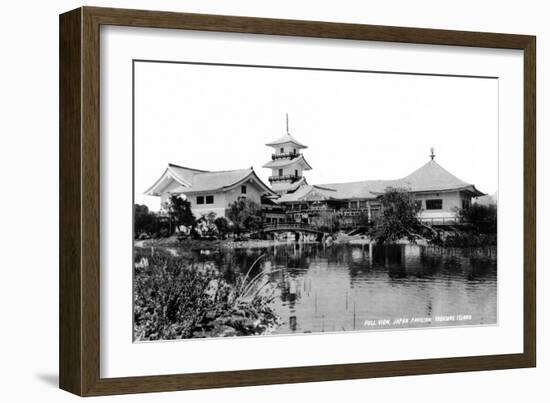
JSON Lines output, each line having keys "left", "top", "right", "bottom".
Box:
{"left": 132, "top": 59, "right": 498, "bottom": 341}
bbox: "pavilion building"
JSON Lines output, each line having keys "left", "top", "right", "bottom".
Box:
{"left": 267, "top": 141, "right": 485, "bottom": 227}
{"left": 144, "top": 118, "right": 485, "bottom": 228}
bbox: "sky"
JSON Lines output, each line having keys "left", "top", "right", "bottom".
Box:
{"left": 134, "top": 61, "right": 498, "bottom": 211}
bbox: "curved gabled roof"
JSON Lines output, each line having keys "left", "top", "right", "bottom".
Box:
{"left": 145, "top": 165, "right": 276, "bottom": 197}
{"left": 266, "top": 133, "right": 307, "bottom": 149}
{"left": 183, "top": 168, "right": 254, "bottom": 193}
{"left": 143, "top": 164, "right": 207, "bottom": 196}
{"left": 184, "top": 168, "right": 276, "bottom": 195}
{"left": 166, "top": 163, "right": 208, "bottom": 185}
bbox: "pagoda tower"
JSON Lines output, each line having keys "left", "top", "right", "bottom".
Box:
{"left": 263, "top": 115, "right": 312, "bottom": 194}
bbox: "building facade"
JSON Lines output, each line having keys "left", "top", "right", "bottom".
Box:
{"left": 144, "top": 122, "right": 484, "bottom": 228}
{"left": 263, "top": 134, "right": 484, "bottom": 227}
{"left": 144, "top": 164, "right": 277, "bottom": 217}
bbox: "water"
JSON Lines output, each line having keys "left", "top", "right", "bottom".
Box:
{"left": 175, "top": 243, "right": 497, "bottom": 335}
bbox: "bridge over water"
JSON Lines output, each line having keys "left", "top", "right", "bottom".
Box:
{"left": 251, "top": 223, "right": 330, "bottom": 241}
{"left": 261, "top": 223, "right": 329, "bottom": 235}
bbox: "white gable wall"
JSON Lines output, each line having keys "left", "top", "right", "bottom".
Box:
{"left": 187, "top": 191, "right": 228, "bottom": 218}
{"left": 183, "top": 180, "right": 263, "bottom": 218}
{"left": 225, "top": 180, "right": 262, "bottom": 206}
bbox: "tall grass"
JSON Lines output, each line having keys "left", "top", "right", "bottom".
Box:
{"left": 133, "top": 250, "right": 280, "bottom": 340}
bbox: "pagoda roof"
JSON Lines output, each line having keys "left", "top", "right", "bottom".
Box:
{"left": 145, "top": 165, "right": 276, "bottom": 196}
{"left": 265, "top": 133, "right": 307, "bottom": 149}
{"left": 271, "top": 177, "right": 308, "bottom": 194}
{"left": 262, "top": 154, "right": 312, "bottom": 170}
{"left": 398, "top": 160, "right": 484, "bottom": 194}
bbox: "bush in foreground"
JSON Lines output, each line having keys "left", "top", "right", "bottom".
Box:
{"left": 133, "top": 251, "right": 279, "bottom": 340}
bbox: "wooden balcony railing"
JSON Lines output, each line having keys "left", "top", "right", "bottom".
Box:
{"left": 268, "top": 174, "right": 301, "bottom": 183}
{"left": 271, "top": 151, "right": 300, "bottom": 160}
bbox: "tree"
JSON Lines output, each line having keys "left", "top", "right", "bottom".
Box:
{"left": 162, "top": 195, "right": 195, "bottom": 235}
{"left": 134, "top": 204, "right": 151, "bottom": 237}
{"left": 368, "top": 187, "right": 422, "bottom": 244}
{"left": 134, "top": 204, "right": 162, "bottom": 237}
{"left": 226, "top": 197, "right": 263, "bottom": 233}
{"left": 458, "top": 203, "right": 497, "bottom": 234}
{"left": 214, "top": 216, "right": 230, "bottom": 238}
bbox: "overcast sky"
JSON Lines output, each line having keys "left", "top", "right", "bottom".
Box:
{"left": 134, "top": 61, "right": 498, "bottom": 211}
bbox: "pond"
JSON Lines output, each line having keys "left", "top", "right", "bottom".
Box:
{"left": 165, "top": 242, "right": 497, "bottom": 335}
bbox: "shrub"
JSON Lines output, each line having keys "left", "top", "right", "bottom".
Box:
{"left": 214, "top": 216, "right": 231, "bottom": 238}
{"left": 133, "top": 251, "right": 279, "bottom": 340}
{"left": 194, "top": 212, "right": 219, "bottom": 239}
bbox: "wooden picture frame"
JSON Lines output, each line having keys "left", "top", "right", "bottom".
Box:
{"left": 59, "top": 6, "right": 536, "bottom": 396}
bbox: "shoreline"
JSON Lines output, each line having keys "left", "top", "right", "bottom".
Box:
{"left": 135, "top": 237, "right": 327, "bottom": 250}
{"left": 134, "top": 235, "right": 495, "bottom": 251}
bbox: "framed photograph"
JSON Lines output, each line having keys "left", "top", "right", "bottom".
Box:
{"left": 59, "top": 6, "right": 536, "bottom": 396}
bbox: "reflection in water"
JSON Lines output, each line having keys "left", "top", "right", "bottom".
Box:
{"left": 184, "top": 243, "right": 497, "bottom": 335}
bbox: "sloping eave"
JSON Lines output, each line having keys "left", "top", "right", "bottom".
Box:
{"left": 143, "top": 167, "right": 189, "bottom": 196}
{"left": 262, "top": 154, "right": 312, "bottom": 170}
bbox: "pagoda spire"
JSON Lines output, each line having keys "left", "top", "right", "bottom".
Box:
{"left": 430, "top": 147, "right": 436, "bottom": 161}
{"left": 286, "top": 113, "right": 290, "bottom": 134}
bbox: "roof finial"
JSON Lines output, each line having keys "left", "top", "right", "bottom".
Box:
{"left": 286, "top": 113, "right": 289, "bottom": 135}
{"left": 430, "top": 147, "right": 436, "bottom": 161}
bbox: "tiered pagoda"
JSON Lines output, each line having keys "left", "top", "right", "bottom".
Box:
{"left": 262, "top": 115, "right": 312, "bottom": 194}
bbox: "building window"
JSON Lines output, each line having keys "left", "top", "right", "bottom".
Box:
{"left": 294, "top": 169, "right": 298, "bottom": 177}
{"left": 426, "top": 199, "right": 443, "bottom": 210}
{"left": 359, "top": 200, "right": 367, "bottom": 208}
{"left": 196, "top": 196, "right": 204, "bottom": 205}
{"left": 462, "top": 199, "right": 471, "bottom": 210}
{"left": 241, "top": 185, "right": 247, "bottom": 194}
{"left": 280, "top": 147, "right": 284, "bottom": 154}
{"left": 349, "top": 201, "right": 358, "bottom": 209}
{"left": 278, "top": 168, "right": 283, "bottom": 176}
{"left": 205, "top": 195, "right": 214, "bottom": 204}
